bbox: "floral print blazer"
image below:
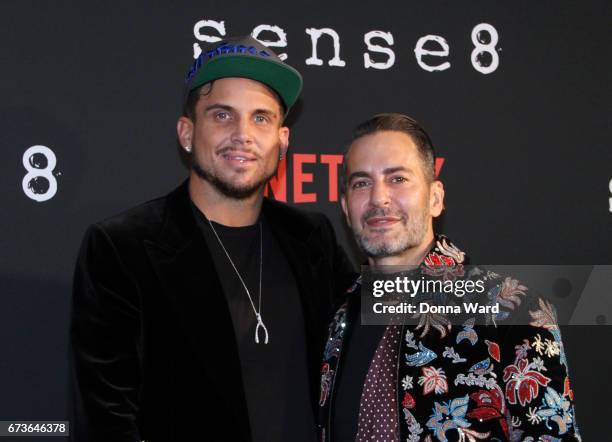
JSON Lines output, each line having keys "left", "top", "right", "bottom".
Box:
{"left": 319, "top": 236, "right": 580, "bottom": 442}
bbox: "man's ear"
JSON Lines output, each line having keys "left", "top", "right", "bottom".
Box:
{"left": 279, "top": 126, "right": 290, "bottom": 158}
{"left": 430, "top": 180, "right": 445, "bottom": 217}
{"left": 177, "top": 116, "right": 194, "bottom": 152}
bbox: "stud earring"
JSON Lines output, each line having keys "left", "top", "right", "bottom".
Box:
{"left": 185, "top": 146, "right": 192, "bottom": 153}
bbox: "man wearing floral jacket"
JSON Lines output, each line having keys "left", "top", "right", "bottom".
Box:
{"left": 318, "top": 113, "right": 580, "bottom": 441}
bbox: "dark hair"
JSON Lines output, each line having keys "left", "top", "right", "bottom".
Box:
{"left": 341, "top": 113, "right": 436, "bottom": 193}
{"left": 182, "top": 82, "right": 212, "bottom": 121}
{"left": 182, "top": 80, "right": 287, "bottom": 123}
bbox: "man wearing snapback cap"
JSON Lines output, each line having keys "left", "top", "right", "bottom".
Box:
{"left": 70, "top": 35, "right": 354, "bottom": 442}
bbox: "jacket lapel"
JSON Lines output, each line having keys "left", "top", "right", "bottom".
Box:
{"left": 143, "top": 182, "right": 249, "bottom": 437}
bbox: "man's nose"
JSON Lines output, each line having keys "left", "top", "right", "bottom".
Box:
{"left": 370, "top": 181, "right": 391, "bottom": 207}
{"left": 230, "top": 117, "right": 254, "bottom": 145}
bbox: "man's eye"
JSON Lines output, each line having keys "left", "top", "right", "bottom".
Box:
{"left": 215, "top": 112, "right": 230, "bottom": 121}
{"left": 254, "top": 114, "right": 269, "bottom": 123}
{"left": 352, "top": 181, "right": 370, "bottom": 189}
{"left": 391, "top": 176, "right": 408, "bottom": 183}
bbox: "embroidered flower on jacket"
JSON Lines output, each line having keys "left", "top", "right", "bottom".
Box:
{"left": 401, "top": 374, "right": 414, "bottom": 390}
{"left": 514, "top": 339, "right": 531, "bottom": 362}
{"left": 467, "top": 387, "right": 505, "bottom": 421}
{"left": 418, "top": 366, "right": 448, "bottom": 395}
{"left": 526, "top": 406, "right": 542, "bottom": 424}
{"left": 467, "top": 387, "right": 513, "bottom": 439}
{"left": 319, "top": 363, "right": 333, "bottom": 406}
{"left": 497, "top": 277, "right": 528, "bottom": 308}
{"left": 422, "top": 237, "right": 466, "bottom": 281}
{"left": 544, "top": 339, "right": 561, "bottom": 358}
{"left": 503, "top": 358, "right": 551, "bottom": 406}
{"left": 422, "top": 256, "right": 465, "bottom": 281}
{"left": 414, "top": 310, "right": 452, "bottom": 338}
{"left": 436, "top": 237, "right": 466, "bottom": 264}
{"left": 529, "top": 297, "right": 559, "bottom": 330}
{"left": 405, "top": 329, "right": 418, "bottom": 349}
{"left": 426, "top": 394, "right": 470, "bottom": 442}
{"left": 402, "top": 391, "right": 416, "bottom": 409}
{"left": 529, "top": 303, "right": 569, "bottom": 367}
{"left": 534, "top": 386, "right": 574, "bottom": 435}
{"left": 531, "top": 356, "right": 546, "bottom": 372}
{"left": 457, "top": 427, "right": 491, "bottom": 442}
{"left": 443, "top": 346, "right": 467, "bottom": 364}
{"left": 423, "top": 252, "right": 456, "bottom": 269}
{"left": 532, "top": 334, "right": 546, "bottom": 355}
{"left": 403, "top": 408, "right": 424, "bottom": 442}
{"left": 455, "top": 372, "right": 498, "bottom": 390}
{"left": 486, "top": 277, "right": 527, "bottom": 321}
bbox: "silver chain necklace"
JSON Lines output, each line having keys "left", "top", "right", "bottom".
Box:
{"left": 207, "top": 218, "right": 269, "bottom": 344}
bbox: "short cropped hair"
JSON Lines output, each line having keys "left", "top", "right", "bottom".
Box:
{"left": 341, "top": 113, "right": 436, "bottom": 194}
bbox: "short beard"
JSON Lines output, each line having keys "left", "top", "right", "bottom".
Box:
{"left": 192, "top": 162, "right": 274, "bottom": 200}
{"left": 355, "top": 207, "right": 429, "bottom": 258}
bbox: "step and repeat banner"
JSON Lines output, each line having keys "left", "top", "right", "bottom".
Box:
{"left": 1, "top": 1, "right": 610, "bottom": 439}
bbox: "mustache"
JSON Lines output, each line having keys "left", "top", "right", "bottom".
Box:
{"left": 361, "top": 207, "right": 407, "bottom": 223}
{"left": 217, "top": 146, "right": 261, "bottom": 159}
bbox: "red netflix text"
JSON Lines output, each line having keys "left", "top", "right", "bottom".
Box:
{"left": 264, "top": 153, "right": 445, "bottom": 204}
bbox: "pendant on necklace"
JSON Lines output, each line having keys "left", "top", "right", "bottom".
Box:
{"left": 255, "top": 313, "right": 269, "bottom": 344}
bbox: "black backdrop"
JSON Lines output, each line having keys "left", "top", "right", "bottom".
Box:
{"left": 1, "top": 1, "right": 610, "bottom": 439}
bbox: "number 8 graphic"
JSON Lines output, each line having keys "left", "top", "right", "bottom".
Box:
{"left": 471, "top": 23, "right": 499, "bottom": 74}
{"left": 22, "top": 145, "right": 57, "bottom": 202}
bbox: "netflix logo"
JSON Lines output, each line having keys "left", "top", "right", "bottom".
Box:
{"left": 264, "top": 152, "right": 445, "bottom": 204}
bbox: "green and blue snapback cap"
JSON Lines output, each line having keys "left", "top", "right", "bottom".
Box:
{"left": 184, "top": 35, "right": 303, "bottom": 112}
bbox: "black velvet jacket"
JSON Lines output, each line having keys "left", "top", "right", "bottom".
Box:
{"left": 70, "top": 182, "right": 354, "bottom": 442}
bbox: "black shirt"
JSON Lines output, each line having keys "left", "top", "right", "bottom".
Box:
{"left": 332, "top": 300, "right": 386, "bottom": 442}
{"left": 192, "top": 203, "right": 316, "bottom": 442}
